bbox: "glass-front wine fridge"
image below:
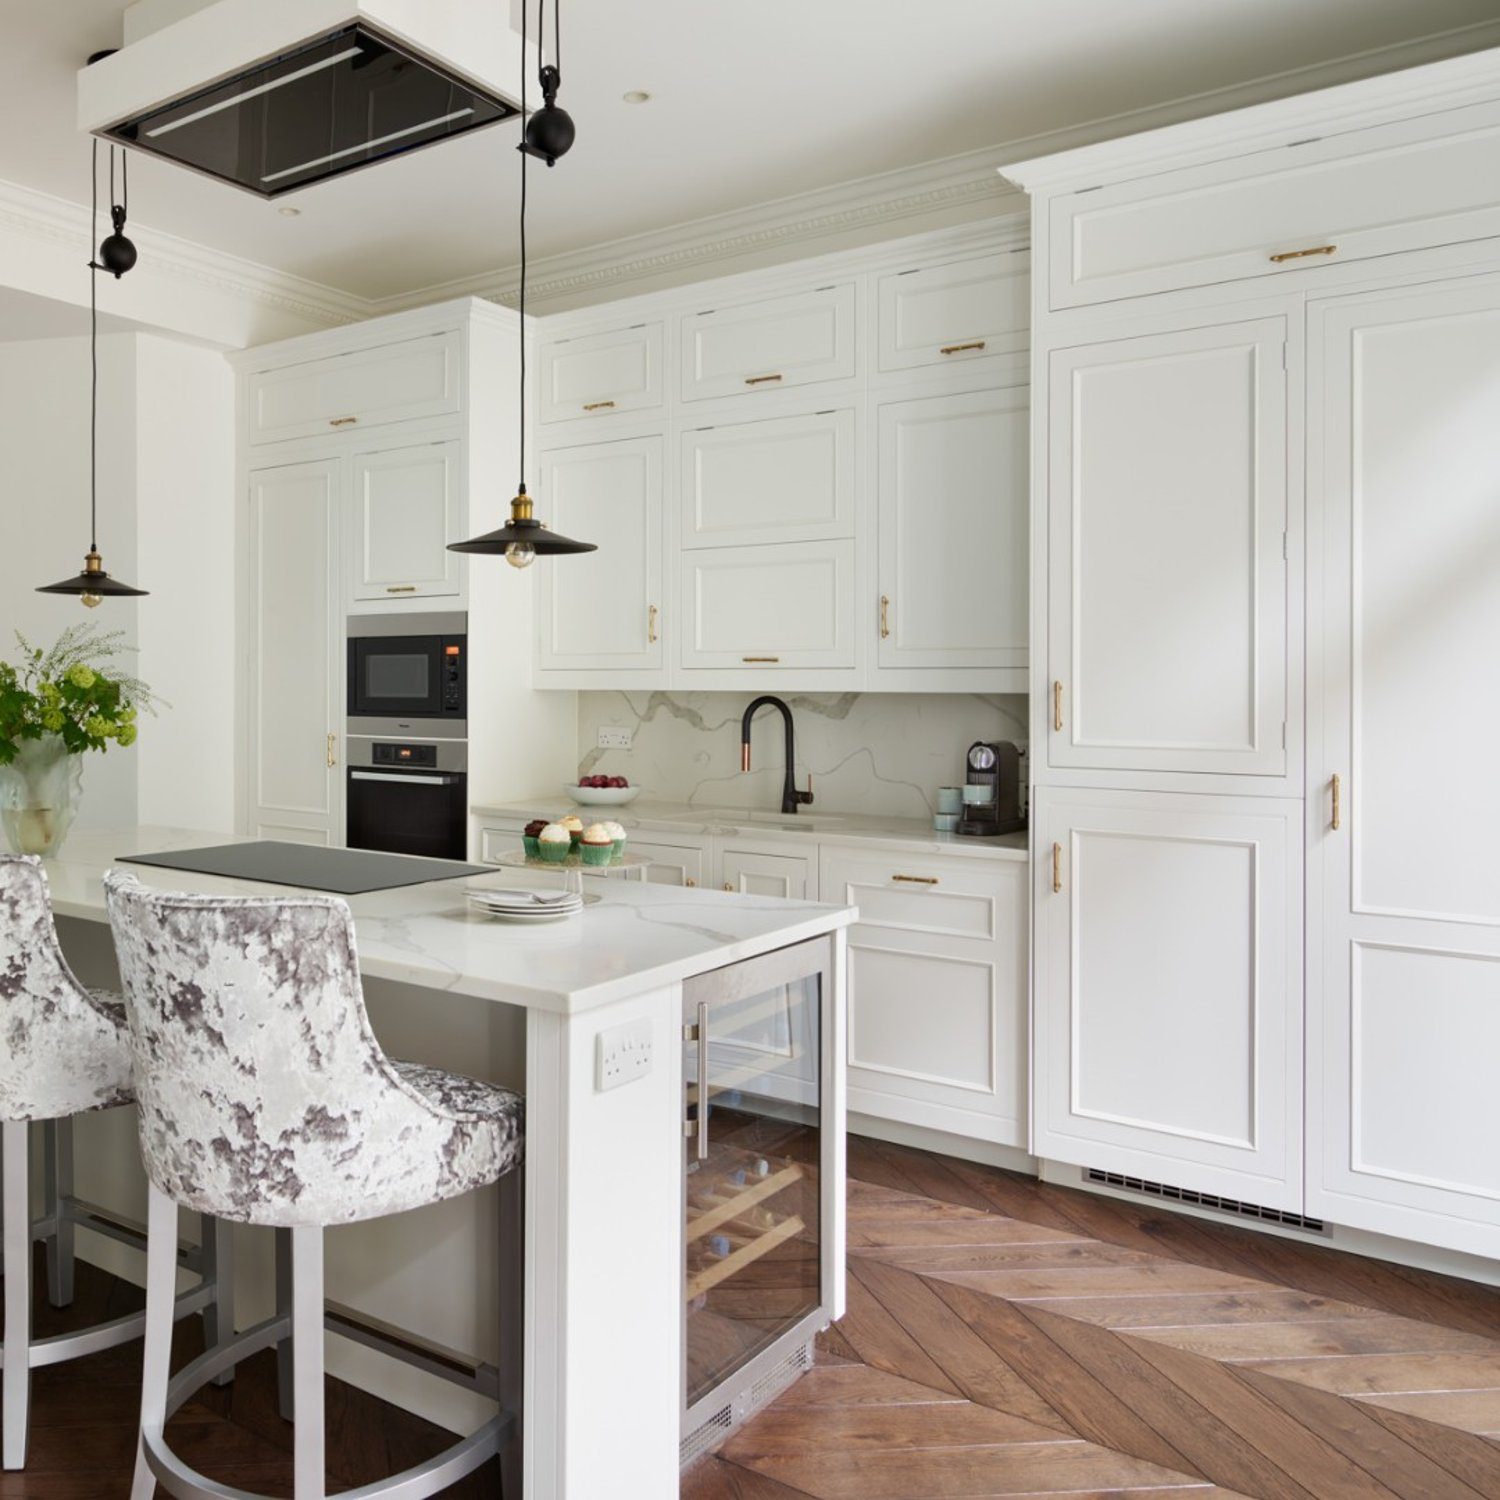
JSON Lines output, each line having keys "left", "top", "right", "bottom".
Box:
{"left": 681, "top": 934, "right": 843, "bottom": 1462}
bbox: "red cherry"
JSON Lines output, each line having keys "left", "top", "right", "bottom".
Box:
{"left": 611, "top": 776, "right": 629, "bottom": 789}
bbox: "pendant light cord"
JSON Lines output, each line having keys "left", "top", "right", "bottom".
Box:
{"left": 517, "top": 0, "right": 530, "bottom": 494}
{"left": 89, "top": 140, "right": 100, "bottom": 554}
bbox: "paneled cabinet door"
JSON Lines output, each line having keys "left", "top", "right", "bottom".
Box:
{"left": 629, "top": 838, "right": 706, "bottom": 888}
{"left": 1033, "top": 788, "right": 1302, "bottom": 1208}
{"left": 877, "top": 387, "right": 1028, "bottom": 670}
{"left": 1307, "top": 275, "right": 1500, "bottom": 1260}
{"left": 1047, "top": 317, "right": 1289, "bottom": 777}
{"left": 539, "top": 321, "right": 663, "bottom": 423}
{"left": 246, "top": 460, "right": 343, "bottom": 846}
{"left": 875, "top": 251, "right": 1029, "bottom": 376}
{"left": 349, "top": 439, "right": 463, "bottom": 603}
{"left": 719, "top": 847, "right": 814, "bottom": 898}
{"left": 536, "top": 436, "right": 664, "bottom": 673}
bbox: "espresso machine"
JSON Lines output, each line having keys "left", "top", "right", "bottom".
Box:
{"left": 957, "top": 740, "right": 1026, "bottom": 836}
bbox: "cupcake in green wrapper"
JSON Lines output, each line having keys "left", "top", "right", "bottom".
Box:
{"left": 602, "top": 819, "right": 628, "bottom": 860}
{"left": 537, "top": 823, "right": 572, "bottom": 862}
{"left": 522, "top": 819, "right": 548, "bottom": 859}
{"left": 580, "top": 824, "right": 614, "bottom": 866}
{"left": 559, "top": 813, "right": 585, "bottom": 848}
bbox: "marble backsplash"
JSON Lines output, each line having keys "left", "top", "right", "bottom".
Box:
{"left": 577, "top": 691, "right": 1028, "bottom": 820}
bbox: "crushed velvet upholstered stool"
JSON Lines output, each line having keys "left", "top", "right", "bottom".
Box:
{"left": 105, "top": 873, "right": 526, "bottom": 1500}
{"left": 0, "top": 855, "right": 236, "bottom": 1471}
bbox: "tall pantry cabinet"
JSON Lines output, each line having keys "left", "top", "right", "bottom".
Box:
{"left": 1009, "top": 46, "right": 1500, "bottom": 1257}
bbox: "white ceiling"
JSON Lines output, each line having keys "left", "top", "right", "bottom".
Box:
{"left": 2, "top": 0, "right": 1499, "bottom": 304}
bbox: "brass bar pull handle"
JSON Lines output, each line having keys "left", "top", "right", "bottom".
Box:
{"left": 1269, "top": 244, "right": 1337, "bottom": 264}
{"left": 386, "top": 585, "right": 417, "bottom": 594}
{"left": 685, "top": 878, "right": 697, "bottom": 887}
{"left": 696, "top": 1000, "right": 710, "bottom": 1162}
{"left": 326, "top": 734, "right": 337, "bottom": 769}
{"left": 1053, "top": 681, "right": 1064, "bottom": 733}
{"left": 582, "top": 400, "right": 616, "bottom": 411}
{"left": 1052, "top": 842, "right": 1062, "bottom": 894}
{"left": 892, "top": 874, "right": 938, "bottom": 886}
{"left": 742, "top": 656, "right": 780, "bottom": 663}
{"left": 940, "top": 340, "right": 987, "bottom": 355}
{"left": 648, "top": 604, "right": 659, "bottom": 644}
{"left": 723, "top": 882, "right": 733, "bottom": 892}
{"left": 879, "top": 595, "right": 891, "bottom": 640}
{"left": 329, "top": 416, "right": 358, "bottom": 427}
{"left": 744, "top": 373, "right": 783, "bottom": 386}
{"left": 1331, "top": 773, "right": 1341, "bottom": 831}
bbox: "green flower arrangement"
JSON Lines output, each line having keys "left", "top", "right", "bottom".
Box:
{"left": 0, "top": 624, "right": 157, "bottom": 764}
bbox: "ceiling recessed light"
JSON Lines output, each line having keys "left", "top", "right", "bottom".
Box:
{"left": 622, "top": 90, "right": 651, "bottom": 104}
{"left": 278, "top": 205, "right": 301, "bottom": 216}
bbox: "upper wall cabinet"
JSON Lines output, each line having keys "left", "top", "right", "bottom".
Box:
{"left": 247, "top": 330, "right": 462, "bottom": 445}
{"left": 680, "top": 283, "right": 856, "bottom": 402}
{"left": 1046, "top": 98, "right": 1500, "bottom": 310}
{"left": 539, "top": 322, "right": 663, "bottom": 424}
{"left": 349, "top": 439, "right": 463, "bottom": 603}
{"left": 876, "top": 251, "right": 1029, "bottom": 376}
{"left": 680, "top": 408, "right": 855, "bottom": 549}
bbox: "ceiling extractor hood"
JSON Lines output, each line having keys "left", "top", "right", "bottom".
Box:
{"left": 77, "top": 0, "right": 534, "bottom": 198}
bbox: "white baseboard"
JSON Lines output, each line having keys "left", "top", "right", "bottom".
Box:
{"left": 849, "top": 1113, "right": 1037, "bottom": 1176}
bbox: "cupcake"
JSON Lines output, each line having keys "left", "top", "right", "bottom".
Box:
{"left": 522, "top": 818, "right": 548, "bottom": 859}
{"left": 537, "top": 823, "right": 572, "bottom": 863}
{"left": 602, "top": 820, "right": 628, "bottom": 860}
{"left": 580, "top": 823, "right": 615, "bottom": 867}
{"left": 559, "top": 813, "right": 585, "bottom": 848}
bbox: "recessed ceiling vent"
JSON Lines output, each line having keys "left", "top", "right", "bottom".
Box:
{"left": 78, "top": 1, "right": 530, "bottom": 198}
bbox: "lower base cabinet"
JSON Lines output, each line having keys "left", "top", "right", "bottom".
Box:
{"left": 820, "top": 847, "right": 1027, "bottom": 1146}
{"left": 1032, "top": 786, "right": 1303, "bottom": 1210}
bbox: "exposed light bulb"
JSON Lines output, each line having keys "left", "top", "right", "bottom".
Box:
{"left": 81, "top": 592, "right": 103, "bottom": 609}
{"left": 505, "top": 542, "right": 536, "bottom": 570}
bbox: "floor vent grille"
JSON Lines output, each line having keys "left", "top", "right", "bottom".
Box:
{"left": 680, "top": 1405, "right": 733, "bottom": 1469}
{"left": 681, "top": 1339, "right": 814, "bottom": 1469}
{"left": 1085, "top": 1169, "right": 1327, "bottom": 1233}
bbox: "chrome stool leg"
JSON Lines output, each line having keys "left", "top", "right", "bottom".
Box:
{"left": 275, "top": 1226, "right": 295, "bottom": 1421}
{"left": 499, "top": 1165, "right": 525, "bottom": 1500}
{"left": 291, "top": 1227, "right": 326, "bottom": 1499}
{"left": 2, "top": 1122, "right": 32, "bottom": 1470}
{"left": 41, "top": 1118, "right": 75, "bottom": 1309}
{"left": 132, "top": 1183, "right": 179, "bottom": 1500}
{"left": 199, "top": 1212, "right": 236, "bottom": 1387}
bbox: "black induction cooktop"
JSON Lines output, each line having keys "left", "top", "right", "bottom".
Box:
{"left": 118, "top": 842, "right": 488, "bottom": 896}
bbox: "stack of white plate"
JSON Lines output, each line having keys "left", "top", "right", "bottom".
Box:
{"left": 466, "top": 886, "right": 583, "bottom": 923}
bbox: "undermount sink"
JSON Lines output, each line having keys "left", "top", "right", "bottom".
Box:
{"left": 659, "top": 808, "right": 843, "bottom": 831}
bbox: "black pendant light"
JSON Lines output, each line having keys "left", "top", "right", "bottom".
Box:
{"left": 449, "top": 0, "right": 593, "bottom": 568}
{"left": 38, "top": 134, "right": 147, "bottom": 607}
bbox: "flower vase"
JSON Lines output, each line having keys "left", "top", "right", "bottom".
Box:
{"left": 0, "top": 735, "right": 84, "bottom": 857}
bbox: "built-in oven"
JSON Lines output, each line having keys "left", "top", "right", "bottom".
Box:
{"left": 346, "top": 734, "right": 468, "bottom": 862}
{"left": 347, "top": 612, "right": 467, "bottom": 724}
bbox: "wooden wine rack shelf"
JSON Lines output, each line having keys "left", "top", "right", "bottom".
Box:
{"left": 685, "top": 1214, "right": 805, "bottom": 1302}
{"left": 686, "top": 1163, "right": 803, "bottom": 1244}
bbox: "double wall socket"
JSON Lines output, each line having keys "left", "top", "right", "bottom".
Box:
{"left": 596, "top": 1016, "right": 653, "bottom": 1092}
{"left": 597, "top": 727, "right": 633, "bottom": 750}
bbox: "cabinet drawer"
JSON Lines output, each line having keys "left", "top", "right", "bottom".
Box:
{"left": 539, "top": 322, "right": 663, "bottom": 423}
{"left": 719, "top": 847, "right": 814, "bottom": 899}
{"left": 248, "top": 331, "right": 462, "bottom": 445}
{"left": 629, "top": 837, "right": 706, "bottom": 887}
{"left": 1050, "top": 99, "right": 1500, "bottom": 309}
{"left": 680, "top": 408, "right": 855, "bottom": 549}
{"left": 876, "top": 252, "right": 1028, "bottom": 375}
{"left": 681, "top": 283, "right": 856, "bottom": 402}
{"left": 478, "top": 822, "right": 527, "bottom": 864}
{"left": 679, "top": 540, "right": 855, "bottom": 670}
{"left": 820, "top": 848, "right": 1013, "bottom": 943}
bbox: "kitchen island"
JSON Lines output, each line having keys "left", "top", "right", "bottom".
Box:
{"left": 41, "top": 827, "right": 853, "bottom": 1499}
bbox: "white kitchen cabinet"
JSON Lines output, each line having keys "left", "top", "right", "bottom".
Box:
{"left": 246, "top": 459, "right": 344, "bottom": 846}
{"left": 1046, "top": 314, "right": 1290, "bottom": 779}
{"left": 539, "top": 321, "right": 663, "bottom": 424}
{"left": 247, "top": 330, "right": 462, "bottom": 446}
{"left": 876, "top": 387, "right": 1027, "bottom": 675}
{"left": 1033, "top": 787, "right": 1302, "bottom": 1207}
{"left": 680, "top": 283, "right": 857, "bottom": 402}
{"left": 718, "top": 846, "right": 815, "bottom": 899}
{"left": 628, "top": 837, "right": 707, "bottom": 888}
{"left": 679, "top": 408, "right": 855, "bottom": 549}
{"left": 821, "top": 847, "right": 1027, "bottom": 1145}
{"left": 679, "top": 540, "right": 855, "bottom": 672}
{"left": 536, "top": 435, "right": 665, "bottom": 676}
{"left": 875, "top": 250, "right": 1028, "bottom": 377}
{"left": 349, "top": 438, "right": 463, "bottom": 604}
{"left": 1306, "top": 273, "right": 1500, "bottom": 1259}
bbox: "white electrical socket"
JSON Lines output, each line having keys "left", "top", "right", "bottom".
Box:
{"left": 596, "top": 1017, "right": 653, "bottom": 1092}
{"left": 597, "top": 727, "right": 633, "bottom": 750}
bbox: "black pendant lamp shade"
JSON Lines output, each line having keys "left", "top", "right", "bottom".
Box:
{"left": 38, "top": 130, "right": 147, "bottom": 607}
{"left": 450, "top": 0, "right": 593, "bottom": 568}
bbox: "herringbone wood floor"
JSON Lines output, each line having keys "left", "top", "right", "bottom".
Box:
{"left": 684, "top": 1133, "right": 1500, "bottom": 1500}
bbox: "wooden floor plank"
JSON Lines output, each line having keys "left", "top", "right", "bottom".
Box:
{"left": 926, "top": 1260, "right": 1265, "bottom": 1302}
{"left": 1242, "top": 1351, "right": 1500, "bottom": 1397}
{"left": 771, "top": 1364, "right": 968, "bottom": 1409}
{"left": 1129, "top": 1315, "right": 1500, "bottom": 1363}
{"left": 1359, "top": 1388, "right": 1500, "bottom": 1435}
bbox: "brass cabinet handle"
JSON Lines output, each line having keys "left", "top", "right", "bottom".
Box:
{"left": 723, "top": 882, "right": 733, "bottom": 892}
{"left": 648, "top": 604, "right": 659, "bottom": 644}
{"left": 386, "top": 585, "right": 417, "bottom": 594}
{"left": 1269, "top": 244, "right": 1337, "bottom": 264}
{"left": 879, "top": 595, "right": 891, "bottom": 640}
{"left": 744, "top": 373, "right": 783, "bottom": 386}
{"left": 742, "top": 656, "right": 779, "bottom": 663}
{"left": 892, "top": 874, "right": 938, "bottom": 886}
{"left": 582, "top": 400, "right": 616, "bottom": 411}
{"left": 326, "top": 734, "right": 337, "bottom": 769}
{"left": 329, "top": 416, "right": 358, "bottom": 427}
{"left": 1331, "top": 773, "right": 1341, "bottom": 831}
{"left": 1052, "top": 842, "right": 1062, "bottom": 894}
{"left": 940, "top": 340, "right": 986, "bottom": 355}
{"left": 685, "top": 877, "right": 697, "bottom": 887}
{"left": 1053, "top": 681, "right": 1064, "bottom": 733}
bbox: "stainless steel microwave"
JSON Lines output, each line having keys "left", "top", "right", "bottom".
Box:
{"left": 346, "top": 612, "right": 467, "bottom": 723}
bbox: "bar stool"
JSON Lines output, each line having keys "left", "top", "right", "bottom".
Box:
{"left": 0, "top": 855, "right": 235, "bottom": 1470}
{"left": 104, "top": 872, "right": 525, "bottom": 1500}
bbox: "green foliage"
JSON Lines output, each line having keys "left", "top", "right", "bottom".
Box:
{"left": 0, "top": 625, "right": 159, "bottom": 766}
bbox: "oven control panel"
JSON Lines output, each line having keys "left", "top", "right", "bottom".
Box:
{"left": 372, "top": 742, "right": 437, "bottom": 768}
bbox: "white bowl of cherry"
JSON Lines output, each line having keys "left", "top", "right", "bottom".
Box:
{"left": 566, "top": 775, "right": 641, "bottom": 807}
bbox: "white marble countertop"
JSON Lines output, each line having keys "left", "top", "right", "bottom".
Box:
{"left": 472, "top": 797, "right": 1029, "bottom": 862}
{"left": 43, "top": 827, "right": 854, "bottom": 1017}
